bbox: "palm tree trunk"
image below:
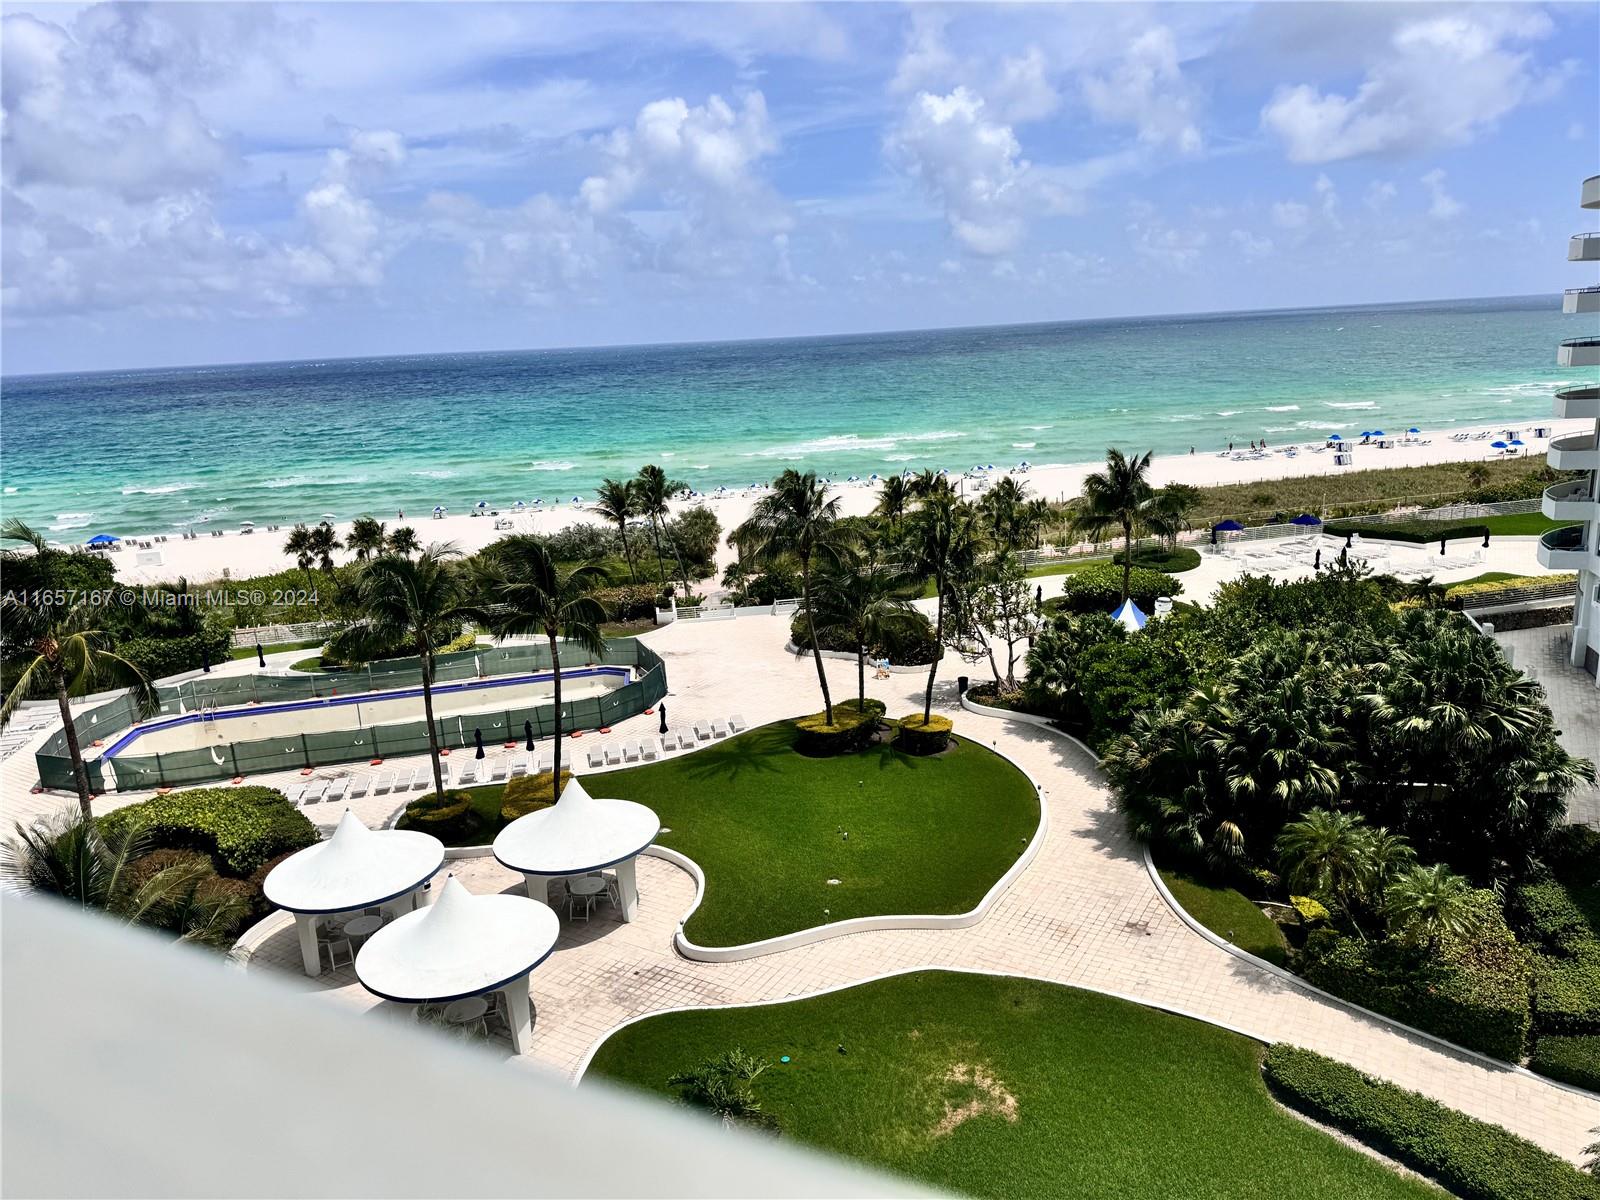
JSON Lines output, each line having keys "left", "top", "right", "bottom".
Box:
{"left": 649, "top": 517, "right": 667, "bottom": 587}
{"left": 857, "top": 640, "right": 867, "bottom": 710}
{"left": 923, "top": 586, "right": 944, "bottom": 723}
{"left": 618, "top": 519, "right": 637, "bottom": 583}
{"left": 1121, "top": 519, "right": 1134, "bottom": 602}
{"left": 799, "top": 558, "right": 833, "bottom": 724}
{"left": 417, "top": 636, "right": 446, "bottom": 799}
{"left": 55, "top": 671, "right": 95, "bottom": 820}
{"left": 548, "top": 630, "right": 563, "bottom": 803}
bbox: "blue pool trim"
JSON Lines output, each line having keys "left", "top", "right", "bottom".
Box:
{"left": 103, "top": 666, "right": 629, "bottom": 759}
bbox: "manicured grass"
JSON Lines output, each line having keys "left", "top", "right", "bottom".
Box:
{"left": 464, "top": 721, "right": 1039, "bottom": 946}
{"left": 227, "top": 638, "right": 324, "bottom": 660}
{"left": 1479, "top": 513, "right": 1573, "bottom": 537}
{"left": 1155, "top": 850, "right": 1289, "bottom": 968}
{"left": 599, "top": 617, "right": 656, "bottom": 638}
{"left": 586, "top": 971, "right": 1435, "bottom": 1200}
{"left": 1445, "top": 571, "right": 1520, "bottom": 589}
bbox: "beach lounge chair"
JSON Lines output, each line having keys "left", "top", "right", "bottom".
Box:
{"left": 710, "top": 718, "right": 728, "bottom": 738}
{"left": 729, "top": 714, "right": 747, "bottom": 734}
{"left": 325, "top": 777, "right": 349, "bottom": 804}
{"left": 693, "top": 720, "right": 712, "bottom": 742}
{"left": 303, "top": 779, "right": 328, "bottom": 805}
{"left": 408, "top": 767, "right": 426, "bottom": 791}
{"left": 622, "top": 741, "right": 641, "bottom": 763}
{"left": 604, "top": 743, "right": 623, "bottom": 766}
{"left": 372, "top": 771, "right": 393, "bottom": 795}
{"left": 489, "top": 759, "right": 508, "bottom": 784}
{"left": 587, "top": 746, "right": 605, "bottom": 768}
{"left": 640, "top": 739, "right": 659, "bottom": 762}
{"left": 659, "top": 735, "right": 676, "bottom": 756}
{"left": 458, "top": 760, "right": 479, "bottom": 787}
{"left": 535, "top": 748, "right": 551, "bottom": 774}
{"left": 438, "top": 760, "right": 454, "bottom": 788}
{"left": 349, "top": 775, "right": 370, "bottom": 800}
{"left": 287, "top": 782, "right": 309, "bottom": 805}
{"left": 509, "top": 760, "right": 528, "bottom": 780}
{"left": 678, "top": 729, "right": 696, "bottom": 750}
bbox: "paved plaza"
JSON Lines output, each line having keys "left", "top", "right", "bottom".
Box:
{"left": 1496, "top": 623, "right": 1600, "bottom": 828}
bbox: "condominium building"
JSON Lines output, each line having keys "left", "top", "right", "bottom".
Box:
{"left": 1538, "top": 172, "right": 1600, "bottom": 678}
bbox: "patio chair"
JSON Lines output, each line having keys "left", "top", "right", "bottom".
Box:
{"left": 458, "top": 760, "right": 480, "bottom": 787}
{"left": 659, "top": 735, "right": 676, "bottom": 756}
{"left": 303, "top": 779, "right": 329, "bottom": 805}
{"left": 622, "top": 741, "right": 641, "bottom": 763}
{"left": 729, "top": 714, "right": 747, "bottom": 734}
{"left": 348, "top": 774, "right": 370, "bottom": 799}
{"left": 586, "top": 746, "right": 605, "bottom": 769}
{"left": 600, "top": 743, "right": 619, "bottom": 766}
{"left": 287, "top": 782, "right": 309, "bottom": 805}
{"left": 693, "top": 721, "right": 712, "bottom": 741}
{"left": 710, "top": 718, "right": 729, "bottom": 738}
{"left": 489, "top": 759, "right": 508, "bottom": 784}
{"left": 406, "top": 767, "right": 425, "bottom": 791}
{"left": 568, "top": 892, "right": 593, "bottom": 922}
{"left": 678, "top": 729, "right": 696, "bottom": 750}
{"left": 320, "top": 935, "right": 355, "bottom": 972}
{"left": 439, "top": 760, "right": 455, "bottom": 788}
{"left": 640, "top": 739, "right": 659, "bottom": 762}
{"left": 508, "top": 760, "right": 528, "bottom": 780}
{"left": 372, "top": 771, "right": 394, "bottom": 795}
{"left": 325, "top": 777, "right": 350, "bottom": 804}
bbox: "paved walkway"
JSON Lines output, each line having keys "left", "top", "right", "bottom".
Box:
{"left": 1496, "top": 623, "right": 1600, "bottom": 828}
{"left": 230, "top": 615, "right": 1600, "bottom": 1166}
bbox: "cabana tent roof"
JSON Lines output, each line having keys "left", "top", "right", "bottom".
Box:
{"left": 492, "top": 777, "right": 660, "bottom": 877}
{"left": 355, "top": 876, "right": 560, "bottom": 1003}
{"left": 263, "top": 811, "right": 443, "bottom": 915}
{"left": 1110, "top": 597, "right": 1148, "bottom": 632}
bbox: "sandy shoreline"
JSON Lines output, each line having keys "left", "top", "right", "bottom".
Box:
{"left": 95, "top": 417, "right": 1579, "bottom": 587}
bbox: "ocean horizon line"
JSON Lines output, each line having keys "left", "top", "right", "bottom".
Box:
{"left": 0, "top": 290, "right": 1558, "bottom": 383}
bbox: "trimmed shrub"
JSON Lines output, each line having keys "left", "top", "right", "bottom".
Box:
{"left": 1529, "top": 1034, "right": 1600, "bottom": 1092}
{"left": 397, "top": 790, "right": 483, "bottom": 843}
{"left": 1325, "top": 518, "right": 1490, "bottom": 544}
{"left": 895, "top": 713, "right": 953, "bottom": 756}
{"left": 1290, "top": 895, "right": 1330, "bottom": 926}
{"left": 500, "top": 769, "right": 573, "bottom": 821}
{"left": 124, "top": 847, "right": 214, "bottom": 891}
{"left": 793, "top": 707, "right": 877, "bottom": 756}
{"left": 1055, "top": 562, "right": 1181, "bottom": 615}
{"left": 99, "top": 786, "right": 317, "bottom": 877}
{"left": 1446, "top": 573, "right": 1577, "bottom": 607}
{"left": 595, "top": 584, "right": 660, "bottom": 622}
{"left": 1514, "top": 879, "right": 1598, "bottom": 957}
{"left": 1262, "top": 1044, "right": 1593, "bottom": 1200}
{"left": 1301, "top": 922, "right": 1533, "bottom": 1061}
{"left": 115, "top": 627, "right": 234, "bottom": 682}
{"left": 1111, "top": 545, "right": 1202, "bottom": 573}
{"left": 1533, "top": 954, "right": 1600, "bottom": 1036}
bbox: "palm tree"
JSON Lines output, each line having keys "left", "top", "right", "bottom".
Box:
{"left": 2, "top": 521, "right": 156, "bottom": 819}
{"left": 1024, "top": 496, "right": 1053, "bottom": 550}
{"left": 633, "top": 464, "right": 686, "bottom": 588}
{"left": 979, "top": 475, "right": 1028, "bottom": 549}
{"left": 1146, "top": 484, "right": 1199, "bottom": 551}
{"left": 284, "top": 523, "right": 316, "bottom": 572}
{"left": 1, "top": 810, "right": 247, "bottom": 946}
{"left": 347, "top": 516, "right": 387, "bottom": 561}
{"left": 667, "top": 1048, "right": 776, "bottom": 1131}
{"left": 308, "top": 521, "right": 342, "bottom": 573}
{"left": 808, "top": 554, "right": 919, "bottom": 710}
{"left": 902, "top": 488, "right": 982, "bottom": 722}
{"left": 1383, "top": 863, "right": 1483, "bottom": 948}
{"left": 733, "top": 469, "right": 849, "bottom": 724}
{"left": 474, "top": 537, "right": 610, "bottom": 802}
{"left": 592, "top": 478, "right": 640, "bottom": 583}
{"left": 1074, "top": 449, "right": 1155, "bottom": 602}
{"left": 386, "top": 526, "right": 421, "bottom": 557}
{"left": 324, "top": 546, "right": 472, "bottom": 800}
{"left": 1466, "top": 462, "right": 1491, "bottom": 493}
{"left": 874, "top": 475, "right": 910, "bottom": 529}
{"left": 1275, "top": 809, "right": 1380, "bottom": 921}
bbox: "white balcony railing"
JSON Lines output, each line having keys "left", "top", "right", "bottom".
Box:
{"left": 1536, "top": 523, "right": 1594, "bottom": 571}
{"left": 1583, "top": 174, "right": 1600, "bottom": 210}
{"left": 1548, "top": 430, "right": 1600, "bottom": 471}
{"left": 1565, "top": 285, "right": 1600, "bottom": 314}
{"left": 1557, "top": 336, "right": 1600, "bottom": 368}
{"left": 1554, "top": 384, "right": 1600, "bottom": 420}
{"left": 1542, "top": 479, "right": 1599, "bottom": 522}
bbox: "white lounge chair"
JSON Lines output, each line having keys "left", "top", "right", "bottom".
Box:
{"left": 535, "top": 748, "right": 551, "bottom": 774}
{"left": 693, "top": 721, "right": 712, "bottom": 741}
{"left": 372, "top": 771, "right": 393, "bottom": 795}
{"left": 678, "top": 729, "right": 696, "bottom": 750}
{"left": 586, "top": 745, "right": 605, "bottom": 768}
{"left": 303, "top": 779, "right": 328, "bottom": 805}
{"left": 729, "top": 714, "right": 747, "bottom": 734}
{"left": 408, "top": 767, "right": 426, "bottom": 791}
{"left": 710, "top": 718, "right": 728, "bottom": 738}
{"left": 604, "top": 743, "right": 622, "bottom": 766}
{"left": 509, "top": 760, "right": 528, "bottom": 780}
{"left": 349, "top": 775, "right": 370, "bottom": 799}
{"left": 458, "top": 760, "right": 479, "bottom": 786}
{"left": 325, "top": 777, "right": 349, "bottom": 804}
{"left": 489, "top": 759, "right": 508, "bottom": 784}
{"left": 641, "top": 740, "right": 659, "bottom": 762}
{"left": 287, "top": 782, "right": 309, "bottom": 805}
{"left": 659, "top": 735, "right": 676, "bottom": 756}
{"left": 622, "top": 741, "right": 641, "bottom": 763}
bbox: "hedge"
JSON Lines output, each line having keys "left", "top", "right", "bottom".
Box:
{"left": 1533, "top": 954, "right": 1600, "bottom": 1036}
{"left": 1111, "top": 545, "right": 1202, "bottom": 573}
{"left": 1055, "top": 562, "right": 1182, "bottom": 614}
{"left": 1447, "top": 573, "right": 1577, "bottom": 603}
{"left": 115, "top": 628, "right": 234, "bottom": 682}
{"left": 500, "top": 769, "right": 572, "bottom": 820}
{"left": 1515, "top": 879, "right": 1598, "bottom": 957}
{"left": 895, "top": 713, "right": 953, "bottom": 756}
{"left": 1262, "top": 1045, "right": 1594, "bottom": 1200}
{"left": 1529, "top": 1034, "right": 1600, "bottom": 1092}
{"left": 1301, "top": 928, "right": 1532, "bottom": 1060}
{"left": 1325, "top": 518, "right": 1491, "bottom": 544}
{"left": 99, "top": 786, "right": 317, "bottom": 877}
{"left": 793, "top": 705, "right": 879, "bottom": 756}
{"left": 595, "top": 584, "right": 660, "bottom": 622}
{"left": 788, "top": 610, "right": 938, "bottom": 666}
{"left": 396, "top": 790, "right": 482, "bottom": 842}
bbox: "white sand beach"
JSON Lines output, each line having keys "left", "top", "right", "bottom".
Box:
{"left": 97, "top": 417, "right": 1583, "bottom": 587}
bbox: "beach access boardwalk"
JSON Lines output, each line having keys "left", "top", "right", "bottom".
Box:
{"left": 9, "top": 614, "right": 1599, "bottom": 1166}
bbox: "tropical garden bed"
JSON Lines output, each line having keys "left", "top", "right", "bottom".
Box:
{"left": 586, "top": 971, "right": 1441, "bottom": 1200}
{"left": 447, "top": 720, "right": 1038, "bottom": 946}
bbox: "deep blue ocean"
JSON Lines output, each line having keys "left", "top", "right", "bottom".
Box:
{"left": 1, "top": 295, "right": 1587, "bottom": 536}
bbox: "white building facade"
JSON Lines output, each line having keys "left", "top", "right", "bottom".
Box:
{"left": 1538, "top": 172, "right": 1600, "bottom": 679}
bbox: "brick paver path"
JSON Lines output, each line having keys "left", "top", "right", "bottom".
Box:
{"left": 1496, "top": 623, "right": 1600, "bottom": 827}
{"left": 222, "top": 615, "right": 1600, "bottom": 1166}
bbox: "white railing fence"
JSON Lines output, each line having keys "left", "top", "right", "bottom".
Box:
{"left": 228, "top": 621, "right": 339, "bottom": 649}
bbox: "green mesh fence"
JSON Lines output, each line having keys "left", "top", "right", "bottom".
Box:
{"left": 44, "top": 640, "right": 666, "bottom": 792}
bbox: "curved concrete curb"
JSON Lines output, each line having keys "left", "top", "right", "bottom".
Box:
{"left": 573, "top": 965, "right": 1267, "bottom": 1083}
{"left": 668, "top": 734, "right": 1049, "bottom": 963}
{"left": 1141, "top": 847, "right": 1600, "bottom": 1102}
{"left": 783, "top": 642, "right": 928, "bottom": 674}
{"left": 960, "top": 691, "right": 1056, "bottom": 728}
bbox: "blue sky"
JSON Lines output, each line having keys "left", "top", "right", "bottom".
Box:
{"left": 2, "top": 1, "right": 1596, "bottom": 373}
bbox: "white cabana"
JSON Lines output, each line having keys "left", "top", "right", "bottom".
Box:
{"left": 355, "top": 876, "right": 559, "bottom": 1054}
{"left": 491, "top": 777, "right": 659, "bottom": 922}
{"left": 1110, "top": 597, "right": 1148, "bottom": 632}
{"left": 263, "top": 810, "right": 444, "bottom": 977}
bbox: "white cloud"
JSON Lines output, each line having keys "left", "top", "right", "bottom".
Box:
{"left": 885, "top": 87, "right": 1077, "bottom": 257}
{"left": 1126, "top": 211, "right": 1208, "bottom": 270}
{"left": 1314, "top": 172, "right": 1341, "bottom": 226}
{"left": 1364, "top": 179, "right": 1398, "bottom": 210}
{"left": 1229, "top": 229, "right": 1274, "bottom": 259}
{"left": 1272, "top": 201, "right": 1309, "bottom": 229}
{"left": 1260, "top": 9, "right": 1568, "bottom": 163}
{"left": 1080, "top": 26, "right": 1203, "bottom": 154}
{"left": 1420, "top": 168, "right": 1464, "bottom": 220}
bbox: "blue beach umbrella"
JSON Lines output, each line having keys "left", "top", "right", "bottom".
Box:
{"left": 1491, "top": 440, "right": 1508, "bottom": 449}
{"left": 1408, "top": 427, "right": 1420, "bottom": 434}
{"left": 1213, "top": 519, "right": 1244, "bottom": 532}
{"left": 1290, "top": 514, "right": 1322, "bottom": 526}
{"left": 1359, "top": 431, "right": 1371, "bottom": 438}
{"left": 1510, "top": 438, "right": 1525, "bottom": 446}
{"left": 85, "top": 533, "right": 121, "bottom": 546}
{"left": 1327, "top": 432, "right": 1343, "bottom": 440}
{"left": 1370, "top": 429, "right": 1386, "bottom": 437}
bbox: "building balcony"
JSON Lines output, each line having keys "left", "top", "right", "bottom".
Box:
{"left": 1554, "top": 384, "right": 1600, "bottom": 420}
{"left": 1537, "top": 524, "right": 1594, "bottom": 571}
{"left": 1584, "top": 174, "right": 1600, "bottom": 211}
{"left": 1571, "top": 232, "right": 1600, "bottom": 262}
{"left": 1549, "top": 431, "right": 1600, "bottom": 471}
{"left": 1542, "top": 479, "right": 1599, "bottom": 522}
{"left": 1558, "top": 336, "right": 1600, "bottom": 368}
{"left": 1566, "top": 285, "right": 1600, "bottom": 314}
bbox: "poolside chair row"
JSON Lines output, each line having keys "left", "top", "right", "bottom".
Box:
{"left": 584, "top": 715, "right": 748, "bottom": 769}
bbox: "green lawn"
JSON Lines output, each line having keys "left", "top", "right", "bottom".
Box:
{"left": 462, "top": 721, "right": 1039, "bottom": 946}
{"left": 1156, "top": 857, "right": 1289, "bottom": 968}
{"left": 917, "top": 548, "right": 1195, "bottom": 598}
{"left": 227, "top": 638, "right": 325, "bottom": 660}
{"left": 586, "top": 971, "right": 1436, "bottom": 1200}
{"left": 1480, "top": 513, "right": 1572, "bottom": 537}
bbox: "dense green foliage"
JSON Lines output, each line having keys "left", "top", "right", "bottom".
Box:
{"left": 396, "top": 789, "right": 484, "bottom": 843}
{"left": 589, "top": 972, "right": 1436, "bottom": 1200}
{"left": 498, "top": 770, "right": 571, "bottom": 821}
{"left": 1326, "top": 518, "right": 1491, "bottom": 544}
{"left": 98, "top": 785, "right": 316, "bottom": 877}
{"left": 1053, "top": 562, "right": 1183, "bottom": 613}
{"left": 793, "top": 701, "right": 881, "bottom": 756}
{"left": 894, "top": 712, "right": 953, "bottom": 755}
{"left": 1112, "top": 544, "right": 1202, "bottom": 572}
{"left": 1528, "top": 1035, "right": 1600, "bottom": 1092}
{"left": 1156, "top": 857, "right": 1290, "bottom": 967}
{"left": 1262, "top": 1045, "right": 1594, "bottom": 1200}
{"left": 1532, "top": 956, "right": 1600, "bottom": 1037}
{"left": 789, "top": 607, "right": 937, "bottom": 665}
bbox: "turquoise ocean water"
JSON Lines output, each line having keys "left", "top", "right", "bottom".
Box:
{"left": 1, "top": 295, "right": 1588, "bottom": 537}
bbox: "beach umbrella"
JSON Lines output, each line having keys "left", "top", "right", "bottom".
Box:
{"left": 1440, "top": 537, "right": 1447, "bottom": 556}
{"left": 1359, "top": 431, "right": 1371, "bottom": 438}
{"left": 1408, "top": 427, "right": 1420, "bottom": 434}
{"left": 1327, "top": 432, "right": 1343, "bottom": 440}
{"left": 474, "top": 728, "right": 485, "bottom": 760}
{"left": 433, "top": 505, "right": 445, "bottom": 515}
{"left": 1370, "top": 430, "right": 1385, "bottom": 437}
{"left": 1510, "top": 438, "right": 1525, "bottom": 447}
{"left": 1314, "top": 548, "right": 1322, "bottom": 570}
{"left": 1491, "top": 440, "right": 1508, "bottom": 449}
{"left": 1017, "top": 460, "right": 1030, "bottom": 469}
{"left": 85, "top": 533, "right": 121, "bottom": 546}
{"left": 524, "top": 720, "right": 534, "bottom": 752}
{"left": 1344, "top": 532, "right": 1354, "bottom": 548}
{"left": 571, "top": 495, "right": 582, "bottom": 503}
{"left": 201, "top": 645, "right": 211, "bottom": 673}
{"left": 1214, "top": 519, "right": 1244, "bottom": 532}
{"left": 658, "top": 704, "right": 668, "bottom": 736}
{"left": 1483, "top": 531, "right": 1490, "bottom": 549}
{"left": 1035, "top": 584, "right": 1043, "bottom": 609}
{"left": 255, "top": 642, "right": 266, "bottom": 669}
{"left": 1290, "top": 514, "right": 1322, "bottom": 526}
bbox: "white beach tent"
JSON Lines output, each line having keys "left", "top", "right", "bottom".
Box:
{"left": 354, "top": 875, "right": 560, "bottom": 1054}
{"left": 263, "top": 810, "right": 444, "bottom": 977}
{"left": 1110, "top": 597, "right": 1148, "bottom": 632}
{"left": 492, "top": 776, "right": 660, "bottom": 922}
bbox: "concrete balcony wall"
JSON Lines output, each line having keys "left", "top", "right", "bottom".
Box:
{"left": 1554, "top": 385, "right": 1600, "bottom": 420}
{"left": 1584, "top": 174, "right": 1600, "bottom": 210}
{"left": 1549, "top": 431, "right": 1600, "bottom": 471}
{"left": 1566, "top": 286, "right": 1600, "bottom": 314}
{"left": 1558, "top": 337, "right": 1600, "bottom": 368}
{"left": 1537, "top": 524, "right": 1595, "bottom": 571}
{"left": 1571, "top": 233, "right": 1600, "bottom": 262}
{"left": 1542, "top": 478, "right": 1600, "bottom": 522}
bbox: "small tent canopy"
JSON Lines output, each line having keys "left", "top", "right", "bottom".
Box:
{"left": 1110, "top": 597, "right": 1148, "bottom": 632}
{"left": 1213, "top": 519, "right": 1244, "bottom": 532}
{"left": 264, "top": 811, "right": 443, "bottom": 917}
{"left": 85, "top": 534, "right": 121, "bottom": 546}
{"left": 1290, "top": 514, "right": 1322, "bottom": 526}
